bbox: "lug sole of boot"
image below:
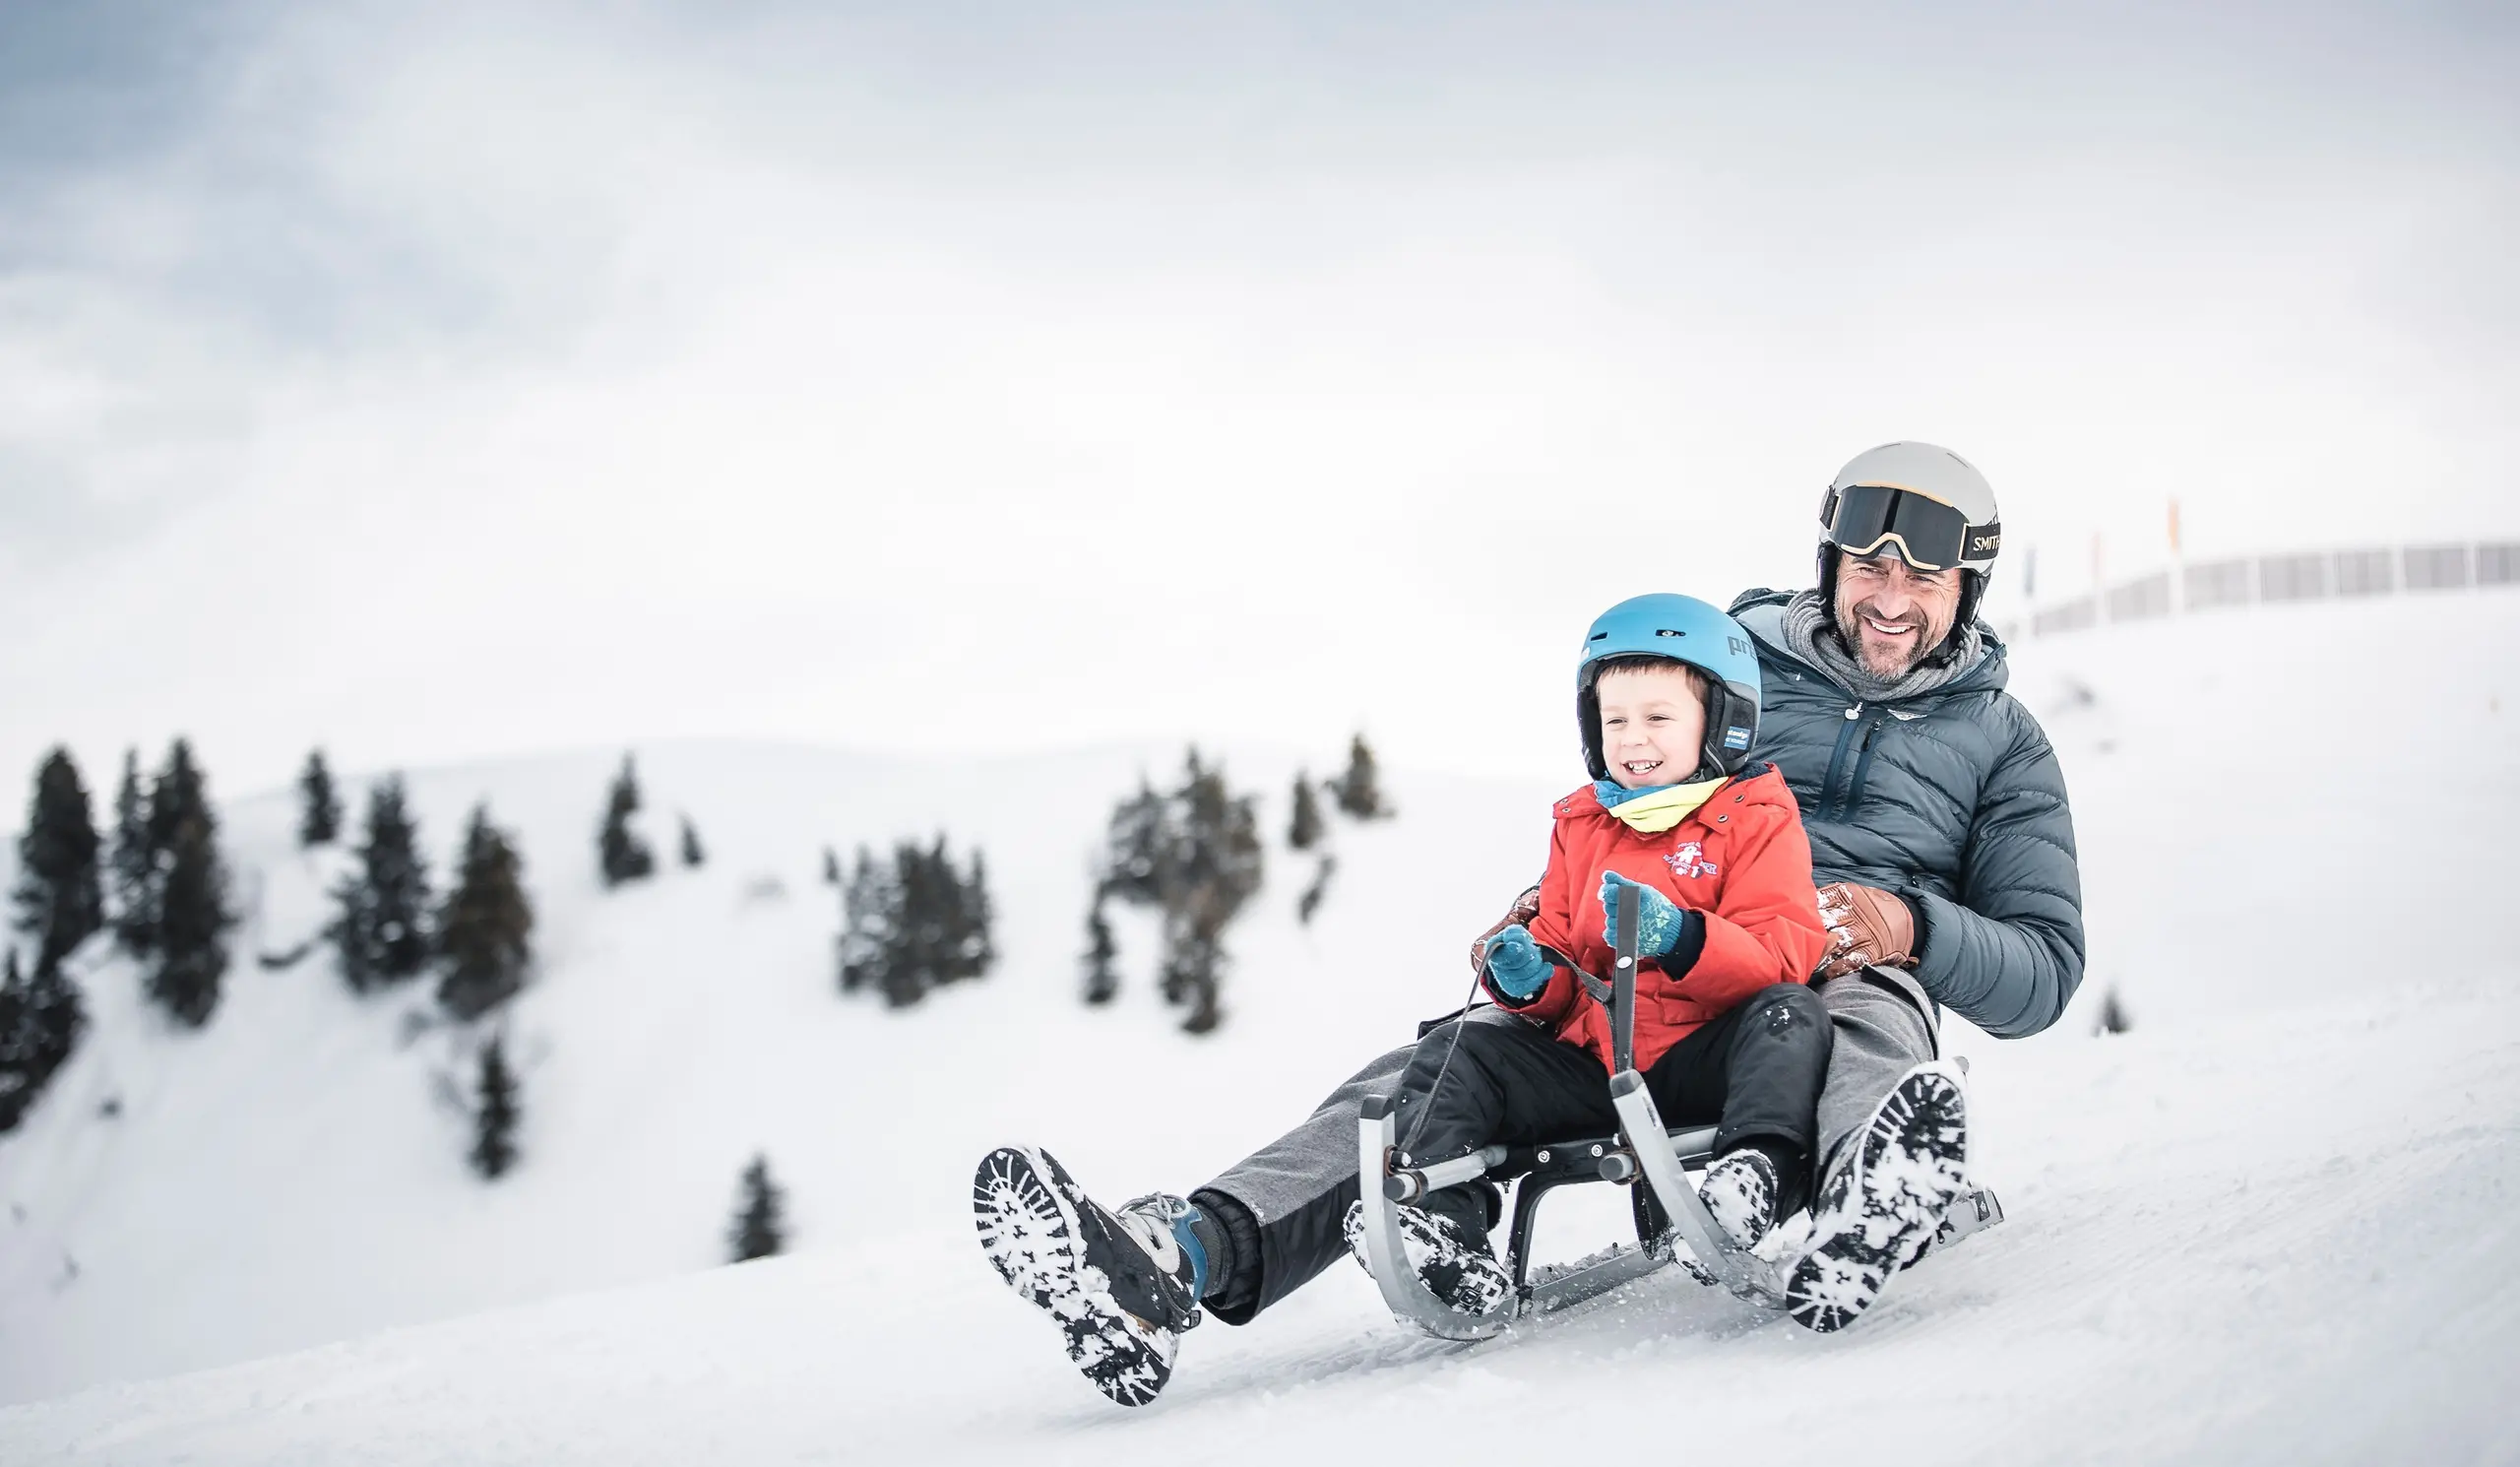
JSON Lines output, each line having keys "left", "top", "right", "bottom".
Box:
{"left": 973, "top": 1146, "right": 1176, "bottom": 1407}
{"left": 1341, "top": 1199, "right": 1516, "bottom": 1319}
{"left": 1787, "top": 1066, "right": 1968, "bottom": 1334}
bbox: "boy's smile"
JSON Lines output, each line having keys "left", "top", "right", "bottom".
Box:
{"left": 1594, "top": 663, "right": 1708, "bottom": 790}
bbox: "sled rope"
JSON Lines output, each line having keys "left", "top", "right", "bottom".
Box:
{"left": 1399, "top": 966, "right": 1490, "bottom": 1159}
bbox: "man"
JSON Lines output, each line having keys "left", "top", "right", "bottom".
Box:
{"left": 975, "top": 443, "right": 2084, "bottom": 1404}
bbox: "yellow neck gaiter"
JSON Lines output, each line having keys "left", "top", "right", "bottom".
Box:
{"left": 1599, "top": 775, "right": 1729, "bottom": 834}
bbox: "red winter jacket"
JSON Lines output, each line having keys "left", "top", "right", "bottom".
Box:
{"left": 1485, "top": 764, "right": 1830, "bottom": 1075}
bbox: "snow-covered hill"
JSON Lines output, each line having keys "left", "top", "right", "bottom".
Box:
{"left": 0, "top": 739, "right": 1558, "bottom": 1404}
{"left": 4, "top": 591, "right": 2518, "bottom": 1465}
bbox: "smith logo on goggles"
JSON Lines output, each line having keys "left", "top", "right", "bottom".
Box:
{"left": 1819, "top": 482, "right": 1999, "bottom": 572}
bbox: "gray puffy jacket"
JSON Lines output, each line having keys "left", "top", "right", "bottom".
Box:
{"left": 1730, "top": 590, "right": 2085, "bottom": 1038}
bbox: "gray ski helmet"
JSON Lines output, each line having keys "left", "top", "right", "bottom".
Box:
{"left": 1816, "top": 441, "right": 2002, "bottom": 630}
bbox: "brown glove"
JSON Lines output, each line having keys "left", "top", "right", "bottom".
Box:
{"left": 1815, "top": 881, "right": 1917, "bottom": 979}
{"left": 1469, "top": 884, "right": 1544, "bottom": 975}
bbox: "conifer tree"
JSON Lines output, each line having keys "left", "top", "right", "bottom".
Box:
{"left": 678, "top": 814, "right": 706, "bottom": 869}
{"left": 1296, "top": 854, "right": 1338, "bottom": 926}
{"left": 836, "top": 838, "right": 997, "bottom": 1007}
{"left": 331, "top": 777, "right": 433, "bottom": 993}
{"left": 0, "top": 943, "right": 88, "bottom": 1132}
{"left": 1329, "top": 734, "right": 1391, "bottom": 821}
{"left": 145, "top": 740, "right": 232, "bottom": 1029}
{"left": 437, "top": 804, "right": 534, "bottom": 1021}
{"left": 1288, "top": 771, "right": 1325, "bottom": 852}
{"left": 726, "top": 1153, "right": 788, "bottom": 1262}
{"left": 960, "top": 849, "right": 996, "bottom": 980}
{"left": 297, "top": 749, "right": 343, "bottom": 847}
{"left": 1158, "top": 750, "right": 1264, "bottom": 1033}
{"left": 14, "top": 748, "right": 104, "bottom": 974}
{"left": 108, "top": 749, "right": 156, "bottom": 957}
{"left": 0, "top": 948, "right": 30, "bottom": 1128}
{"left": 1086, "top": 748, "right": 1264, "bottom": 1031}
{"left": 821, "top": 846, "right": 842, "bottom": 886}
{"left": 1080, "top": 903, "right": 1119, "bottom": 1005}
{"left": 598, "top": 755, "right": 656, "bottom": 888}
{"left": 837, "top": 846, "right": 891, "bottom": 995}
{"left": 470, "top": 1035, "right": 521, "bottom": 1180}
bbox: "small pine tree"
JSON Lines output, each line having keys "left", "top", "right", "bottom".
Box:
{"left": 1296, "top": 853, "right": 1337, "bottom": 926}
{"left": 0, "top": 944, "right": 88, "bottom": 1132}
{"left": 836, "top": 838, "right": 996, "bottom": 1007}
{"left": 821, "top": 846, "right": 842, "bottom": 886}
{"left": 1329, "top": 734, "right": 1390, "bottom": 821}
{"left": 437, "top": 804, "right": 535, "bottom": 1021}
{"left": 331, "top": 777, "right": 433, "bottom": 993}
{"left": 1288, "top": 771, "right": 1325, "bottom": 853}
{"left": 298, "top": 749, "right": 343, "bottom": 848}
{"left": 0, "top": 949, "right": 27, "bottom": 1128}
{"left": 955, "top": 848, "right": 996, "bottom": 982}
{"left": 726, "top": 1153, "right": 788, "bottom": 1262}
{"left": 1080, "top": 902, "right": 1119, "bottom": 1005}
{"left": 2095, "top": 985, "right": 2133, "bottom": 1036}
{"left": 470, "top": 1035, "right": 521, "bottom": 1180}
{"left": 108, "top": 750, "right": 156, "bottom": 957}
{"left": 14, "top": 748, "right": 104, "bottom": 974}
{"left": 836, "top": 846, "right": 892, "bottom": 995}
{"left": 146, "top": 741, "right": 232, "bottom": 1029}
{"left": 1090, "top": 748, "right": 1264, "bottom": 1032}
{"left": 678, "top": 814, "right": 705, "bottom": 869}
{"left": 598, "top": 755, "right": 656, "bottom": 888}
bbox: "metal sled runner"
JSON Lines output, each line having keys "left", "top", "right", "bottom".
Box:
{"left": 1353, "top": 885, "right": 2004, "bottom": 1341}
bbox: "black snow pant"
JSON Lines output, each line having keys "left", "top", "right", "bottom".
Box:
{"left": 1189, "top": 983, "right": 1831, "bottom": 1322}
{"left": 1388, "top": 985, "right": 1830, "bottom": 1239}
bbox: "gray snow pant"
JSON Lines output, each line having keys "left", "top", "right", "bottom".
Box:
{"left": 1191, "top": 968, "right": 1936, "bottom": 1325}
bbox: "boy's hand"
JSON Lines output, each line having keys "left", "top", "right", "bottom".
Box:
{"left": 1815, "top": 881, "right": 1917, "bottom": 978}
{"left": 1599, "top": 872, "right": 1685, "bottom": 957}
{"left": 1480, "top": 924, "right": 1554, "bottom": 999}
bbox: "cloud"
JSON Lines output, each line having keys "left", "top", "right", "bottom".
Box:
{"left": 0, "top": 0, "right": 2514, "bottom": 797}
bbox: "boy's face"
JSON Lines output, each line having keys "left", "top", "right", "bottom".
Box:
{"left": 1595, "top": 664, "right": 1707, "bottom": 789}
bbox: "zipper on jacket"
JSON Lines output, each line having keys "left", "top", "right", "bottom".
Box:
{"left": 1815, "top": 703, "right": 1863, "bottom": 820}
{"left": 1841, "top": 707, "right": 1893, "bottom": 818}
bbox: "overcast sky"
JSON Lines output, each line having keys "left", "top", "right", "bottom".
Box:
{"left": 2, "top": 0, "right": 2514, "bottom": 799}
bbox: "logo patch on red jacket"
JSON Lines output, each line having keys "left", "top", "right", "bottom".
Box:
{"left": 1666, "top": 842, "right": 1719, "bottom": 881}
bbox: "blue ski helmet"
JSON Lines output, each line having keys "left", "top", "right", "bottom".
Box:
{"left": 1576, "top": 594, "right": 1763, "bottom": 782}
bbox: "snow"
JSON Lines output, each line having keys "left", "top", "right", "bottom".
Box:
{"left": 4, "top": 591, "right": 2519, "bottom": 1464}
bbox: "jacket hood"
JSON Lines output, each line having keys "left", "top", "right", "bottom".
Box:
{"left": 1729, "top": 587, "right": 2011, "bottom": 701}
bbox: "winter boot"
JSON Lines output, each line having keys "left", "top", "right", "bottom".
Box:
{"left": 1787, "top": 1062, "right": 1969, "bottom": 1334}
{"left": 1700, "top": 1147, "right": 1781, "bottom": 1250}
{"left": 973, "top": 1146, "right": 1206, "bottom": 1407}
{"left": 1341, "top": 1196, "right": 1515, "bottom": 1318}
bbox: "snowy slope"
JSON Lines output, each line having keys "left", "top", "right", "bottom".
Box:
{"left": 0, "top": 739, "right": 1558, "bottom": 1403}
{"left": 5, "top": 592, "right": 2519, "bottom": 1464}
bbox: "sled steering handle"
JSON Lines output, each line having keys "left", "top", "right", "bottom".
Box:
{"left": 1609, "top": 882, "right": 1639, "bottom": 1075}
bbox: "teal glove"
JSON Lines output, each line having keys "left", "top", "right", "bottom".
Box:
{"left": 1599, "top": 872, "right": 1685, "bottom": 957}
{"left": 1480, "top": 924, "right": 1554, "bottom": 1000}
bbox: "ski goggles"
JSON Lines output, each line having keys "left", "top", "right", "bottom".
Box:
{"left": 1819, "top": 483, "right": 1999, "bottom": 572}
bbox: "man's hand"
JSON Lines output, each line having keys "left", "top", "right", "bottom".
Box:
{"left": 1815, "top": 881, "right": 1918, "bottom": 979}
{"left": 1469, "top": 884, "right": 1544, "bottom": 975}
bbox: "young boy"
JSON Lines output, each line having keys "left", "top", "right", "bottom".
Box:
{"left": 971, "top": 594, "right": 1832, "bottom": 1405}
{"left": 1339, "top": 592, "right": 1835, "bottom": 1313}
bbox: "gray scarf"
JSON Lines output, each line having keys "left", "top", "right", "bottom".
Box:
{"left": 1780, "top": 589, "right": 1984, "bottom": 703}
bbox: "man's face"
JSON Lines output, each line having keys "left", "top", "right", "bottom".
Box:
{"left": 1834, "top": 552, "right": 1964, "bottom": 679}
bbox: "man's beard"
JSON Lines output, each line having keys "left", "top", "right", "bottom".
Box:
{"left": 1835, "top": 599, "right": 1946, "bottom": 679}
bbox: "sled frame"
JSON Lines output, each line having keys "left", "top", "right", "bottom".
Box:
{"left": 1355, "top": 886, "right": 2006, "bottom": 1339}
